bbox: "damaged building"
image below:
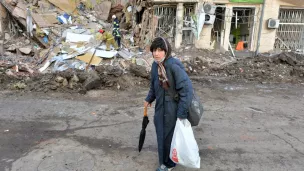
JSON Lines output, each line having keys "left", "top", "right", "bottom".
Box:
{"left": 1, "top": 0, "right": 304, "bottom": 57}
{"left": 146, "top": 0, "right": 304, "bottom": 56}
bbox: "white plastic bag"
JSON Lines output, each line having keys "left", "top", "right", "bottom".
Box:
{"left": 170, "top": 119, "right": 200, "bottom": 168}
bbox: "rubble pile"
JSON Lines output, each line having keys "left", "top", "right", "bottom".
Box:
{"left": 0, "top": 0, "right": 155, "bottom": 92}
{"left": 1, "top": 0, "right": 303, "bottom": 93}
{"left": 173, "top": 47, "right": 234, "bottom": 75}
{"left": 208, "top": 52, "right": 304, "bottom": 83}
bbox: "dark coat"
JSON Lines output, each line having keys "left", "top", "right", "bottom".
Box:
{"left": 113, "top": 18, "right": 120, "bottom": 29}
{"left": 145, "top": 57, "right": 193, "bottom": 166}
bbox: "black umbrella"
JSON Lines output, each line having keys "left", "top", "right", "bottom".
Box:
{"left": 138, "top": 106, "right": 149, "bottom": 152}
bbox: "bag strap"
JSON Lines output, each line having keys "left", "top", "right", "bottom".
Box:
{"left": 166, "top": 58, "right": 195, "bottom": 101}
{"left": 166, "top": 58, "right": 179, "bottom": 101}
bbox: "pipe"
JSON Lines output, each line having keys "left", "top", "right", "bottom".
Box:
{"left": 255, "top": 0, "right": 266, "bottom": 56}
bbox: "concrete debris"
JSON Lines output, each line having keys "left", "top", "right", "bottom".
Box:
{"left": 18, "top": 47, "right": 32, "bottom": 54}
{"left": 62, "top": 78, "right": 68, "bottom": 87}
{"left": 5, "top": 33, "right": 10, "bottom": 40}
{"left": 55, "top": 76, "right": 65, "bottom": 83}
{"left": 0, "top": 0, "right": 303, "bottom": 93}
{"left": 129, "top": 63, "right": 150, "bottom": 79}
{"left": 12, "top": 82, "right": 27, "bottom": 89}
{"left": 84, "top": 70, "right": 100, "bottom": 90}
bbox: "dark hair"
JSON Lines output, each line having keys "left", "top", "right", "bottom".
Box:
{"left": 150, "top": 37, "right": 172, "bottom": 58}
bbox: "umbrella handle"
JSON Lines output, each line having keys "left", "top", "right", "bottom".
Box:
{"left": 144, "top": 106, "right": 147, "bottom": 117}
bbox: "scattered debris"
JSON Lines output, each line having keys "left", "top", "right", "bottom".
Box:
{"left": 18, "top": 47, "right": 32, "bottom": 54}
{"left": 206, "top": 52, "right": 304, "bottom": 83}
{"left": 0, "top": 0, "right": 303, "bottom": 94}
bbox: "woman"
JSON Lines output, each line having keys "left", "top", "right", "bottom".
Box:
{"left": 144, "top": 37, "right": 193, "bottom": 171}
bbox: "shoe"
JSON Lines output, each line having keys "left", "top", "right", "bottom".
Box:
{"left": 156, "top": 165, "right": 175, "bottom": 171}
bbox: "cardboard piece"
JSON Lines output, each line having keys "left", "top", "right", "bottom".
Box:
{"left": 76, "top": 53, "right": 102, "bottom": 65}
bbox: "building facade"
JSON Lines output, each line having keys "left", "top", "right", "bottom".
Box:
{"left": 151, "top": 0, "right": 304, "bottom": 54}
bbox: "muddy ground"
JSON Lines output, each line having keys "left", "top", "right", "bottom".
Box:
{"left": 1, "top": 50, "right": 304, "bottom": 171}
{"left": 0, "top": 81, "right": 304, "bottom": 171}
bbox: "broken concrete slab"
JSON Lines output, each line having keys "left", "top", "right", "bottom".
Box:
{"left": 62, "top": 78, "right": 68, "bottom": 87}
{"left": 19, "top": 47, "right": 32, "bottom": 54}
{"left": 84, "top": 70, "right": 100, "bottom": 90}
{"left": 4, "top": 33, "right": 10, "bottom": 40}
{"left": 94, "top": 1, "right": 111, "bottom": 21}
{"left": 118, "top": 49, "right": 133, "bottom": 60}
{"left": 129, "top": 63, "right": 150, "bottom": 79}
{"left": 55, "top": 76, "right": 64, "bottom": 83}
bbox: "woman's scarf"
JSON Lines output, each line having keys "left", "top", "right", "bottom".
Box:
{"left": 157, "top": 60, "right": 169, "bottom": 90}
{"left": 156, "top": 37, "right": 170, "bottom": 90}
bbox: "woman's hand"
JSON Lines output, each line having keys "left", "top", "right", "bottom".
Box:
{"left": 144, "top": 101, "right": 152, "bottom": 107}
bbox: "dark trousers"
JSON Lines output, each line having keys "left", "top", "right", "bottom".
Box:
{"left": 163, "top": 128, "right": 176, "bottom": 168}
{"left": 115, "top": 37, "right": 121, "bottom": 48}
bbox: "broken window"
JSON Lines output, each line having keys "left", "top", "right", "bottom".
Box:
{"left": 229, "top": 7, "right": 255, "bottom": 51}
{"left": 213, "top": 5, "right": 226, "bottom": 49}
{"left": 153, "top": 5, "right": 176, "bottom": 43}
{"left": 182, "top": 5, "right": 195, "bottom": 45}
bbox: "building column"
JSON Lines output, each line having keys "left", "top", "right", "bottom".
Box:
{"left": 175, "top": 3, "right": 183, "bottom": 49}
{"left": 223, "top": 5, "right": 233, "bottom": 51}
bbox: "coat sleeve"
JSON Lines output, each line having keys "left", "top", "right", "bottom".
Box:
{"left": 145, "top": 65, "right": 156, "bottom": 103}
{"left": 171, "top": 63, "right": 191, "bottom": 119}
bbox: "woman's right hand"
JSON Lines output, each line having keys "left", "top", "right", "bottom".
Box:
{"left": 144, "top": 101, "right": 152, "bottom": 107}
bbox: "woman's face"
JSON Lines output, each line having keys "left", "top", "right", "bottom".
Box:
{"left": 152, "top": 48, "right": 166, "bottom": 62}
